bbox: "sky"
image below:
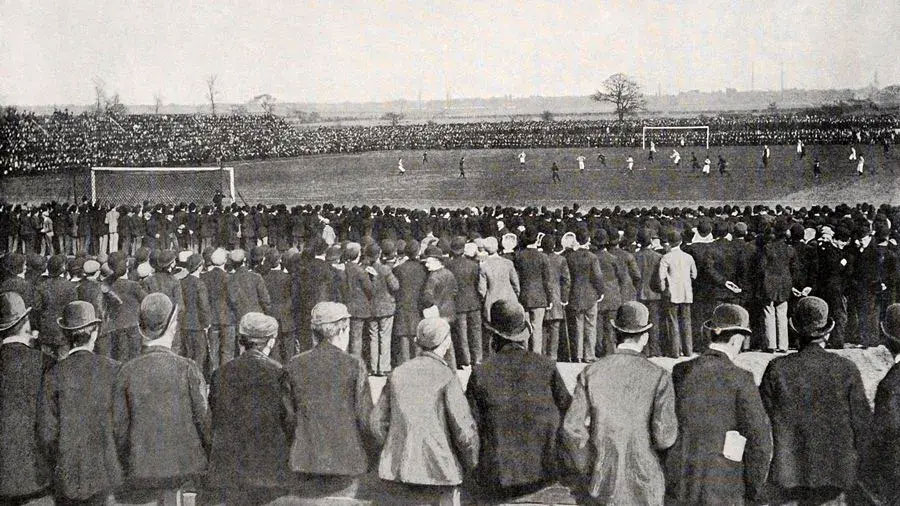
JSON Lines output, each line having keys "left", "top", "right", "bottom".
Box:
{"left": 1, "top": 0, "right": 898, "bottom": 106}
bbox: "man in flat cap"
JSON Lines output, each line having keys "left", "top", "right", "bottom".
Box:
{"left": 860, "top": 303, "right": 900, "bottom": 503}
{"left": 760, "top": 296, "right": 871, "bottom": 504}
{"left": 38, "top": 301, "right": 122, "bottom": 505}
{"left": 371, "top": 317, "right": 479, "bottom": 506}
{"left": 666, "top": 303, "right": 772, "bottom": 505}
{"left": 466, "top": 299, "right": 571, "bottom": 499}
{"left": 0, "top": 291, "right": 53, "bottom": 503}
{"left": 562, "top": 301, "right": 678, "bottom": 505}
{"left": 204, "top": 312, "right": 292, "bottom": 504}
{"left": 202, "top": 248, "right": 234, "bottom": 371}
{"left": 262, "top": 249, "right": 296, "bottom": 363}
{"left": 112, "top": 293, "right": 210, "bottom": 506}
{"left": 283, "top": 302, "right": 376, "bottom": 495}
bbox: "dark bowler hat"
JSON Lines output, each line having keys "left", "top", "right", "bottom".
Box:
{"left": 139, "top": 293, "right": 178, "bottom": 340}
{"left": 789, "top": 296, "right": 834, "bottom": 338}
{"left": 703, "top": 304, "right": 752, "bottom": 335}
{"left": 57, "top": 301, "right": 102, "bottom": 331}
{"left": 0, "top": 291, "right": 31, "bottom": 332}
{"left": 485, "top": 299, "right": 531, "bottom": 343}
{"left": 47, "top": 255, "right": 67, "bottom": 277}
{"left": 185, "top": 254, "right": 204, "bottom": 273}
{"left": 881, "top": 303, "right": 900, "bottom": 346}
{"left": 157, "top": 250, "right": 177, "bottom": 269}
{"left": 610, "top": 301, "right": 652, "bottom": 335}
{"left": 381, "top": 240, "right": 397, "bottom": 261}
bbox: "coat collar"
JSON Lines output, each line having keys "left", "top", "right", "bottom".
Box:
{"left": 614, "top": 346, "right": 643, "bottom": 356}
{"left": 142, "top": 344, "right": 176, "bottom": 355}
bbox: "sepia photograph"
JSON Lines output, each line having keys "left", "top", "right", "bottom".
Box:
{"left": 1, "top": 1, "right": 900, "bottom": 504}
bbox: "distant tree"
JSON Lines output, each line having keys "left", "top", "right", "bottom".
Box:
{"left": 92, "top": 77, "right": 107, "bottom": 114}
{"left": 381, "top": 112, "right": 404, "bottom": 126}
{"left": 253, "top": 94, "right": 277, "bottom": 115}
{"left": 768, "top": 101, "right": 778, "bottom": 112}
{"left": 292, "top": 109, "right": 321, "bottom": 123}
{"left": 105, "top": 93, "right": 128, "bottom": 117}
{"left": 206, "top": 74, "right": 219, "bottom": 115}
{"left": 591, "top": 73, "right": 646, "bottom": 121}
{"left": 153, "top": 93, "right": 163, "bottom": 114}
{"left": 231, "top": 104, "right": 248, "bottom": 115}
{"left": 540, "top": 110, "right": 555, "bottom": 122}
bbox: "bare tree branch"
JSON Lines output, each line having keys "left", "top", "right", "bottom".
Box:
{"left": 206, "top": 74, "right": 219, "bottom": 115}
{"left": 153, "top": 92, "right": 163, "bottom": 114}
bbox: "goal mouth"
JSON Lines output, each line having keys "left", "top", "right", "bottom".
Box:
{"left": 90, "top": 167, "right": 235, "bottom": 206}
{"left": 642, "top": 126, "right": 710, "bottom": 150}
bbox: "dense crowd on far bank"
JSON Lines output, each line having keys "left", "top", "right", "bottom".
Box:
{"left": 2, "top": 108, "right": 897, "bottom": 175}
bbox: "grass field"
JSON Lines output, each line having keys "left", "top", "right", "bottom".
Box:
{"left": 2, "top": 144, "right": 898, "bottom": 208}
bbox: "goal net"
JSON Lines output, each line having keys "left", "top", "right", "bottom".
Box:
{"left": 642, "top": 126, "right": 709, "bottom": 150}
{"left": 91, "top": 167, "right": 235, "bottom": 205}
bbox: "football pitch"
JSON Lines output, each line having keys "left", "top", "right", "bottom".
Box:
{"left": 2, "top": 144, "right": 898, "bottom": 208}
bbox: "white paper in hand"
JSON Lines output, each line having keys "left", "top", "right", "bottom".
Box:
{"left": 422, "top": 305, "right": 440, "bottom": 319}
{"left": 723, "top": 430, "right": 747, "bottom": 462}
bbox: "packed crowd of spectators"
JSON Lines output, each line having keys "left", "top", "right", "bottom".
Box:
{"left": 3, "top": 108, "right": 898, "bottom": 175}
{"left": 4, "top": 197, "right": 900, "bottom": 504}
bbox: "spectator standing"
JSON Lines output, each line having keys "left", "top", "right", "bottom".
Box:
{"left": 514, "top": 229, "right": 553, "bottom": 354}
{"left": 542, "top": 234, "right": 570, "bottom": 360}
{"left": 392, "top": 240, "right": 426, "bottom": 365}
{"left": 201, "top": 248, "right": 233, "bottom": 372}
{"left": 446, "top": 237, "right": 484, "bottom": 365}
{"left": 364, "top": 242, "right": 399, "bottom": 376}
{"left": 634, "top": 229, "right": 663, "bottom": 356}
{"left": 659, "top": 229, "right": 697, "bottom": 357}
{"left": 478, "top": 236, "right": 520, "bottom": 354}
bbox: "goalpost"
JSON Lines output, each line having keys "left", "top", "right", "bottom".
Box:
{"left": 90, "top": 166, "right": 236, "bottom": 205}
{"left": 642, "top": 126, "right": 709, "bottom": 150}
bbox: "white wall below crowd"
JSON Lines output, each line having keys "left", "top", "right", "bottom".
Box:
{"left": 367, "top": 347, "right": 895, "bottom": 408}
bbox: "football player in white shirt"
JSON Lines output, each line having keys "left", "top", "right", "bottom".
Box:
{"left": 625, "top": 156, "right": 634, "bottom": 172}
{"left": 670, "top": 149, "right": 681, "bottom": 168}
{"left": 518, "top": 151, "right": 526, "bottom": 170}
{"left": 649, "top": 140, "right": 656, "bottom": 161}
{"left": 849, "top": 146, "right": 857, "bottom": 161}
{"left": 576, "top": 155, "right": 586, "bottom": 172}
{"left": 397, "top": 157, "right": 405, "bottom": 175}
{"left": 702, "top": 158, "right": 711, "bottom": 175}
{"left": 857, "top": 156, "right": 865, "bottom": 175}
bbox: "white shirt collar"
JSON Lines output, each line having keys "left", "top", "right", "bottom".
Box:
{"left": 67, "top": 345, "right": 93, "bottom": 355}
{"left": 2, "top": 334, "right": 32, "bottom": 347}
{"left": 894, "top": 354, "right": 900, "bottom": 365}
{"left": 616, "top": 342, "right": 644, "bottom": 353}
{"left": 708, "top": 342, "right": 737, "bottom": 362}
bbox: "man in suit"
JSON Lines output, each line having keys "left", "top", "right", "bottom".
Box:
{"left": 659, "top": 228, "right": 697, "bottom": 357}
{"left": 856, "top": 222, "right": 898, "bottom": 347}
{"left": 205, "top": 313, "right": 293, "bottom": 504}
{"left": 342, "top": 242, "right": 373, "bottom": 359}
{"left": 565, "top": 229, "right": 604, "bottom": 362}
{"left": 363, "top": 242, "right": 399, "bottom": 376}
{"left": 179, "top": 254, "right": 212, "bottom": 373}
{"left": 758, "top": 222, "right": 799, "bottom": 352}
{"left": 514, "top": 229, "right": 553, "bottom": 355}
{"left": 370, "top": 317, "right": 479, "bottom": 506}
{"left": 687, "top": 219, "right": 717, "bottom": 349}
{"left": 262, "top": 250, "right": 295, "bottom": 363}
{"left": 392, "top": 240, "right": 426, "bottom": 365}
{"left": 422, "top": 245, "right": 459, "bottom": 369}
{"left": 634, "top": 229, "right": 664, "bottom": 357}
{"left": 759, "top": 296, "right": 871, "bottom": 504}
{"left": 466, "top": 299, "right": 571, "bottom": 499}
{"left": 294, "top": 237, "right": 340, "bottom": 354}
{"left": 38, "top": 301, "right": 122, "bottom": 505}
{"left": 33, "top": 255, "right": 76, "bottom": 358}
{"left": 561, "top": 301, "right": 678, "bottom": 505}
{"left": 227, "top": 248, "right": 271, "bottom": 332}
{"left": 861, "top": 304, "right": 900, "bottom": 503}
{"left": 594, "top": 228, "right": 628, "bottom": 357}
{"left": 543, "top": 234, "right": 570, "bottom": 360}
{"left": 666, "top": 304, "right": 773, "bottom": 505}
{"left": 202, "top": 248, "right": 233, "bottom": 372}
{"left": 607, "top": 227, "right": 640, "bottom": 303}
{"left": 447, "top": 237, "right": 483, "bottom": 365}
{"left": 815, "top": 226, "right": 852, "bottom": 349}
{"left": 0, "top": 291, "right": 53, "bottom": 504}
{"left": 141, "top": 250, "right": 185, "bottom": 350}
{"left": 113, "top": 293, "right": 210, "bottom": 506}
{"left": 103, "top": 253, "right": 148, "bottom": 362}
{"left": 282, "top": 302, "right": 375, "bottom": 494}
{"left": 478, "top": 236, "right": 520, "bottom": 355}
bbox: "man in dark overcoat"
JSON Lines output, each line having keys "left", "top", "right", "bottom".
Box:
{"left": 38, "top": 301, "right": 122, "bottom": 505}
{"left": 465, "top": 299, "right": 571, "bottom": 498}
{"left": 392, "top": 240, "right": 426, "bottom": 365}
{"left": 665, "top": 303, "right": 772, "bottom": 505}
{"left": 204, "top": 312, "right": 293, "bottom": 504}
{"left": 759, "top": 296, "right": 871, "bottom": 504}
